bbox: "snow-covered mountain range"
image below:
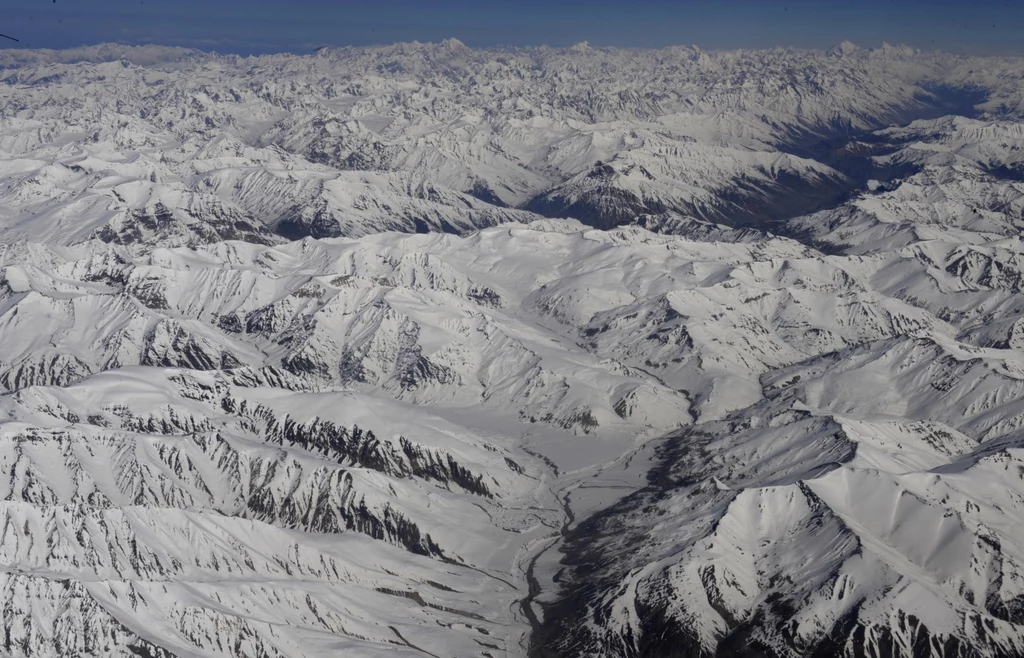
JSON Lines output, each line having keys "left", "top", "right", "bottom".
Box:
{"left": 3, "top": 40, "right": 1024, "bottom": 657}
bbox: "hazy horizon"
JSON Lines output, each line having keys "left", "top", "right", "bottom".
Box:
{"left": 3, "top": 0, "right": 1024, "bottom": 57}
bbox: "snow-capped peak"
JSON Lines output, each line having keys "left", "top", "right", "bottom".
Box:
{"left": 827, "top": 39, "right": 861, "bottom": 57}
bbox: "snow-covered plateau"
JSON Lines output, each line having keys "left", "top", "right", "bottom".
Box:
{"left": 2, "top": 39, "right": 1024, "bottom": 657}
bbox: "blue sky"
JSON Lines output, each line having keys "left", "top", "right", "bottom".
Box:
{"left": 3, "top": 0, "right": 1023, "bottom": 55}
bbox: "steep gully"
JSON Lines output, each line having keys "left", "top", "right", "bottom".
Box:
{"left": 515, "top": 436, "right": 655, "bottom": 657}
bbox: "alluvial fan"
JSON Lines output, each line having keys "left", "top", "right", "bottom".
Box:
{"left": 2, "top": 39, "right": 1024, "bottom": 658}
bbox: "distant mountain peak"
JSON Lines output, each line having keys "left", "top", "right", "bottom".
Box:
{"left": 440, "top": 37, "right": 467, "bottom": 51}
{"left": 873, "top": 41, "right": 918, "bottom": 57}
{"left": 827, "top": 40, "right": 861, "bottom": 57}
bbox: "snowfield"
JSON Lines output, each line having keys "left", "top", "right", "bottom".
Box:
{"left": 2, "top": 39, "right": 1024, "bottom": 657}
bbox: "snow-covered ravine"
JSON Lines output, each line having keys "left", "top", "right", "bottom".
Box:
{"left": 516, "top": 430, "right": 664, "bottom": 657}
